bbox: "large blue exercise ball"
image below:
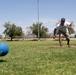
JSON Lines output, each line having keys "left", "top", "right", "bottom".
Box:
{"left": 0, "top": 42, "right": 9, "bottom": 56}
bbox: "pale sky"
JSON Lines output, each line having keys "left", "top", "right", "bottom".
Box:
{"left": 0, "top": 0, "right": 76, "bottom": 36}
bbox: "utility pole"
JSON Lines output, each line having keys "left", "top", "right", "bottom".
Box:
{"left": 37, "top": 0, "right": 40, "bottom": 41}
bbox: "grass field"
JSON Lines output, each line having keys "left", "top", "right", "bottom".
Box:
{"left": 0, "top": 40, "right": 76, "bottom": 75}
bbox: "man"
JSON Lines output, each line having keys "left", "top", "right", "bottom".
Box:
{"left": 53, "top": 18, "right": 70, "bottom": 47}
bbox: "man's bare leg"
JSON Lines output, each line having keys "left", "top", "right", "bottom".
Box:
{"left": 59, "top": 35, "right": 62, "bottom": 46}
{"left": 53, "top": 28, "right": 57, "bottom": 39}
{"left": 66, "top": 38, "right": 70, "bottom": 47}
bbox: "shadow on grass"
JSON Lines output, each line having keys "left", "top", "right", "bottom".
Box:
{"left": 6, "top": 40, "right": 19, "bottom": 41}
{"left": 0, "top": 60, "right": 7, "bottom": 62}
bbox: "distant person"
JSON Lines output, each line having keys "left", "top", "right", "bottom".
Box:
{"left": 53, "top": 18, "right": 74, "bottom": 47}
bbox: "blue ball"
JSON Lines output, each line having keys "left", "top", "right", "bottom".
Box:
{"left": 0, "top": 42, "right": 9, "bottom": 56}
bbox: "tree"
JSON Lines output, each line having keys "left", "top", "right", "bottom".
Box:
{"left": 3, "top": 22, "right": 24, "bottom": 41}
{"left": 16, "top": 26, "right": 24, "bottom": 36}
{"left": 29, "top": 22, "right": 48, "bottom": 38}
{"left": 0, "top": 35, "right": 2, "bottom": 39}
{"left": 68, "top": 26, "right": 75, "bottom": 35}
{"left": 26, "top": 27, "right": 32, "bottom": 35}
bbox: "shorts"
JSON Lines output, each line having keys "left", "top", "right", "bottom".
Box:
{"left": 58, "top": 30, "right": 69, "bottom": 38}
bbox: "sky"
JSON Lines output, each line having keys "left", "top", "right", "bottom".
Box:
{"left": 0, "top": 0, "right": 76, "bottom": 36}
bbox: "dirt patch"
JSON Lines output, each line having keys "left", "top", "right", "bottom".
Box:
{"left": 40, "top": 44, "right": 76, "bottom": 48}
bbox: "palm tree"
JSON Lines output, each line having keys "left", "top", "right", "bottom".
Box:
{"left": 29, "top": 22, "right": 48, "bottom": 38}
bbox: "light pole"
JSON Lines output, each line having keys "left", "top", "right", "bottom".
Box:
{"left": 37, "top": 0, "right": 40, "bottom": 41}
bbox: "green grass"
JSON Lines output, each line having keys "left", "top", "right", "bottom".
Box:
{"left": 0, "top": 40, "right": 76, "bottom": 75}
